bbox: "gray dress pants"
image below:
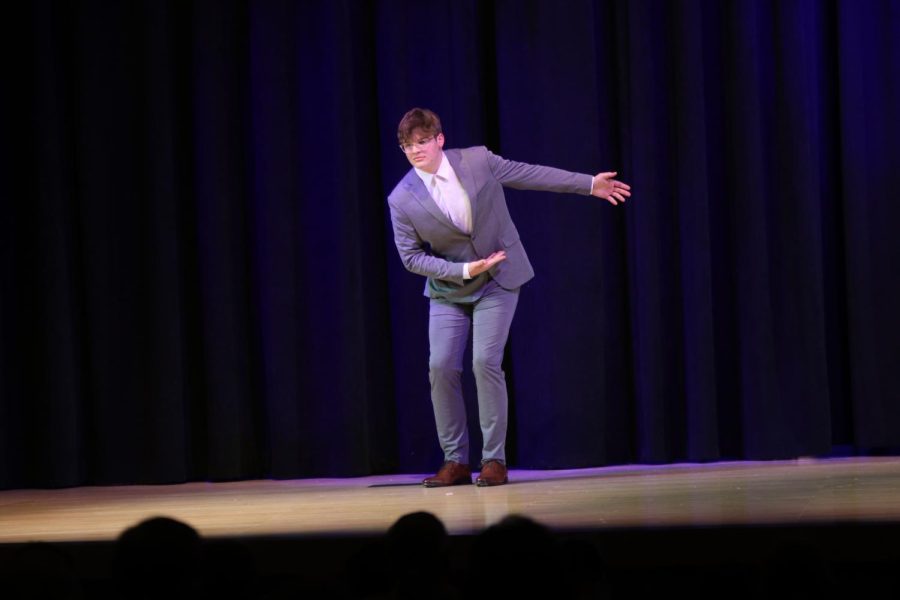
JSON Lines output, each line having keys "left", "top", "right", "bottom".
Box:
{"left": 428, "top": 279, "right": 520, "bottom": 465}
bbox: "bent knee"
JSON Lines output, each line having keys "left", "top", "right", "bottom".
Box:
{"left": 429, "top": 358, "right": 462, "bottom": 378}
{"left": 472, "top": 354, "right": 503, "bottom": 376}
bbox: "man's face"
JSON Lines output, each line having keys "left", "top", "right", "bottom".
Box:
{"left": 403, "top": 128, "right": 444, "bottom": 173}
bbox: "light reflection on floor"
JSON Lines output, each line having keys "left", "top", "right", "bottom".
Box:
{"left": 1, "top": 456, "right": 899, "bottom": 543}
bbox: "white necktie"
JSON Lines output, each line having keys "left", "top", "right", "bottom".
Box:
{"left": 431, "top": 175, "right": 460, "bottom": 230}
{"left": 430, "top": 170, "right": 472, "bottom": 233}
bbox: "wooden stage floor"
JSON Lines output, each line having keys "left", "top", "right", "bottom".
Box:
{"left": 3, "top": 456, "right": 900, "bottom": 545}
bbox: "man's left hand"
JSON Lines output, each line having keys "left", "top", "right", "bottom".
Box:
{"left": 591, "top": 171, "right": 631, "bottom": 205}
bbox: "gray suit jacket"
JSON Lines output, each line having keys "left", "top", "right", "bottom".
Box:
{"left": 388, "top": 146, "right": 593, "bottom": 301}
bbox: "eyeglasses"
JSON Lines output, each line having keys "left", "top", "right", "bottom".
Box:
{"left": 399, "top": 136, "right": 436, "bottom": 154}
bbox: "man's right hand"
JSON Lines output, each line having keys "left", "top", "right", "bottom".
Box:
{"left": 468, "top": 251, "right": 507, "bottom": 277}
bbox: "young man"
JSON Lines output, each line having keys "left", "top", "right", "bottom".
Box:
{"left": 388, "top": 108, "right": 630, "bottom": 487}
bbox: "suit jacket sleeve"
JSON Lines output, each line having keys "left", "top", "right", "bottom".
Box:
{"left": 485, "top": 148, "right": 593, "bottom": 195}
{"left": 388, "top": 199, "right": 466, "bottom": 285}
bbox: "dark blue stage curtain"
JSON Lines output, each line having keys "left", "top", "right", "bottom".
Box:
{"left": 1, "top": 0, "right": 898, "bottom": 488}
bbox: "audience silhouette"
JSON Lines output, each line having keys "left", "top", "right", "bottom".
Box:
{"left": 113, "top": 516, "right": 202, "bottom": 599}
{"left": 5, "top": 510, "right": 895, "bottom": 599}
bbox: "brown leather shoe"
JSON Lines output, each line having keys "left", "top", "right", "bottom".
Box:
{"left": 476, "top": 459, "right": 508, "bottom": 487}
{"left": 423, "top": 461, "right": 472, "bottom": 487}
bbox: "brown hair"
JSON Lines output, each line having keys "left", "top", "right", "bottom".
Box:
{"left": 397, "top": 108, "right": 442, "bottom": 144}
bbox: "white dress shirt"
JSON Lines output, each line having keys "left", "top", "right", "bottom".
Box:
{"left": 415, "top": 152, "right": 475, "bottom": 278}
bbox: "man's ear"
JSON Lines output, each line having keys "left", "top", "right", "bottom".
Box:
{"left": 436, "top": 133, "right": 445, "bottom": 148}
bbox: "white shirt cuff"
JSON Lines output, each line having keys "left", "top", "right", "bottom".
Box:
{"left": 463, "top": 262, "right": 471, "bottom": 280}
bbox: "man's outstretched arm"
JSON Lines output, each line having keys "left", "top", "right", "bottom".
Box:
{"left": 485, "top": 148, "right": 631, "bottom": 206}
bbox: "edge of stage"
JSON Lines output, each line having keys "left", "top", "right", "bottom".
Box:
{"left": 2, "top": 457, "right": 900, "bottom": 593}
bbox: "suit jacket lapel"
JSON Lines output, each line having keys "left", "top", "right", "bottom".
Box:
{"left": 446, "top": 149, "right": 478, "bottom": 229}
{"left": 403, "top": 170, "right": 457, "bottom": 231}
